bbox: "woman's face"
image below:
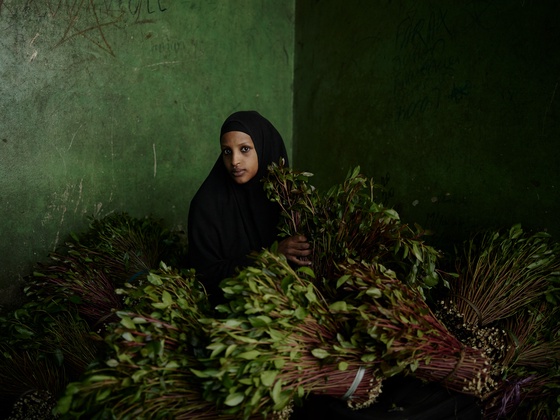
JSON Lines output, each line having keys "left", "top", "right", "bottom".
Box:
{"left": 220, "top": 131, "right": 259, "bottom": 184}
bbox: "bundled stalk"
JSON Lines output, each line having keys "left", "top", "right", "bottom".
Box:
{"left": 0, "top": 301, "right": 101, "bottom": 416}
{"left": 482, "top": 372, "right": 558, "bottom": 420}
{"left": 480, "top": 305, "right": 560, "bottom": 418}
{"left": 331, "top": 260, "right": 498, "bottom": 398}
{"left": 445, "top": 224, "right": 560, "bottom": 328}
{"left": 435, "top": 224, "right": 560, "bottom": 417}
{"left": 501, "top": 304, "right": 560, "bottom": 370}
{"left": 28, "top": 256, "right": 123, "bottom": 327}
{"left": 264, "top": 162, "right": 442, "bottom": 294}
{"left": 196, "top": 250, "right": 384, "bottom": 420}
{"left": 26, "top": 213, "right": 186, "bottom": 329}
{"left": 197, "top": 250, "right": 494, "bottom": 419}
{"left": 73, "top": 212, "right": 187, "bottom": 285}
{"left": 57, "top": 263, "right": 222, "bottom": 419}
{"left": 1, "top": 213, "right": 185, "bottom": 416}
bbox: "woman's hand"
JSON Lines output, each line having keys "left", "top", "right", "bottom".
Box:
{"left": 277, "top": 235, "right": 312, "bottom": 266}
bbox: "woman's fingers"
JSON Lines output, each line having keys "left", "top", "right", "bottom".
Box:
{"left": 277, "top": 235, "right": 312, "bottom": 266}
{"left": 290, "top": 236, "right": 312, "bottom": 265}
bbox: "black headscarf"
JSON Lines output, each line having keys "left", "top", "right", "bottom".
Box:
{"left": 187, "top": 111, "right": 289, "bottom": 304}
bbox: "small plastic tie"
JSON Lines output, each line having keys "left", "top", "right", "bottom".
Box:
{"left": 342, "top": 366, "right": 366, "bottom": 401}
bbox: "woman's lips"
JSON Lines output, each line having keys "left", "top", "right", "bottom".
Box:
{"left": 231, "top": 169, "right": 245, "bottom": 177}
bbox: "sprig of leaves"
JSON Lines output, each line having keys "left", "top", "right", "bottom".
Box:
{"left": 195, "top": 250, "right": 383, "bottom": 419}
{"left": 56, "top": 263, "right": 218, "bottom": 419}
{"left": 447, "top": 224, "right": 560, "bottom": 327}
{"left": 264, "top": 162, "right": 443, "bottom": 294}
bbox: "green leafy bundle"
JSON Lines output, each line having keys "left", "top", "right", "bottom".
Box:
{"left": 329, "top": 260, "right": 497, "bottom": 398}
{"left": 1, "top": 213, "right": 187, "bottom": 417}
{"left": 27, "top": 212, "right": 186, "bottom": 329}
{"left": 482, "top": 304, "right": 560, "bottom": 419}
{"left": 264, "top": 162, "right": 442, "bottom": 293}
{"left": 196, "top": 249, "right": 498, "bottom": 420}
{"left": 195, "top": 250, "right": 384, "bottom": 419}
{"left": 0, "top": 300, "right": 101, "bottom": 416}
{"left": 445, "top": 224, "right": 560, "bottom": 327}
{"left": 28, "top": 256, "right": 123, "bottom": 327}
{"left": 56, "top": 263, "right": 220, "bottom": 419}
{"left": 72, "top": 212, "right": 187, "bottom": 285}
{"left": 438, "top": 224, "right": 560, "bottom": 418}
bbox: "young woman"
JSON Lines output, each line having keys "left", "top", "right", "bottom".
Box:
{"left": 187, "top": 111, "right": 481, "bottom": 419}
{"left": 187, "top": 110, "right": 311, "bottom": 305}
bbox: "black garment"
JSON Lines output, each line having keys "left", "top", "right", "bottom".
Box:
{"left": 187, "top": 111, "right": 288, "bottom": 305}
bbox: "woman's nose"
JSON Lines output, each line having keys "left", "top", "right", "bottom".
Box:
{"left": 231, "top": 153, "right": 240, "bottom": 167}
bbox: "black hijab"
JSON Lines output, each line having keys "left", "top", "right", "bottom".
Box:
{"left": 187, "top": 111, "right": 289, "bottom": 303}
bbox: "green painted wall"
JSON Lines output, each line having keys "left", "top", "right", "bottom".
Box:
{"left": 0, "top": 1, "right": 294, "bottom": 305}
{"left": 3, "top": 0, "right": 559, "bottom": 307}
{"left": 294, "top": 1, "right": 560, "bottom": 251}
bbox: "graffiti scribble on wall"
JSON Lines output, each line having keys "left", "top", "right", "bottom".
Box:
{"left": 0, "top": 0, "right": 168, "bottom": 57}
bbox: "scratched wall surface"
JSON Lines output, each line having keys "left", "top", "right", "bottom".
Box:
{"left": 294, "top": 0, "right": 560, "bottom": 250}
{"left": 0, "top": 1, "right": 294, "bottom": 302}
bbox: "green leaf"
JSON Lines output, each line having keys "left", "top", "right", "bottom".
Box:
{"left": 225, "top": 344, "right": 237, "bottom": 357}
{"left": 305, "top": 284, "right": 317, "bottom": 303}
{"left": 329, "top": 301, "right": 348, "bottom": 312}
{"left": 161, "top": 290, "right": 173, "bottom": 306}
{"left": 260, "top": 370, "right": 278, "bottom": 387}
{"left": 423, "top": 273, "right": 439, "bottom": 287}
{"left": 311, "top": 348, "right": 331, "bottom": 359}
{"left": 297, "top": 266, "right": 316, "bottom": 278}
{"left": 122, "top": 332, "right": 134, "bottom": 342}
{"left": 120, "top": 316, "right": 136, "bottom": 330}
{"left": 249, "top": 315, "right": 272, "bottom": 328}
{"left": 131, "top": 369, "right": 148, "bottom": 383}
{"left": 14, "top": 326, "right": 34, "bottom": 339}
{"left": 55, "top": 395, "right": 72, "bottom": 414}
{"left": 106, "top": 359, "right": 119, "bottom": 368}
{"left": 96, "top": 388, "right": 111, "bottom": 402}
{"left": 238, "top": 350, "right": 260, "bottom": 360}
{"left": 248, "top": 389, "right": 263, "bottom": 409}
{"left": 88, "top": 375, "right": 116, "bottom": 382}
{"left": 147, "top": 273, "right": 163, "bottom": 286}
{"left": 411, "top": 242, "right": 423, "bottom": 262}
{"left": 336, "top": 274, "right": 351, "bottom": 289}
{"left": 294, "top": 306, "right": 308, "bottom": 320}
{"left": 366, "top": 287, "right": 382, "bottom": 298}
{"left": 207, "top": 342, "right": 227, "bottom": 358}
{"left": 361, "top": 354, "right": 378, "bottom": 363}
{"left": 224, "top": 392, "right": 244, "bottom": 407}
{"left": 271, "top": 379, "right": 283, "bottom": 405}
{"left": 274, "top": 358, "right": 285, "bottom": 369}
{"left": 190, "top": 368, "right": 211, "bottom": 378}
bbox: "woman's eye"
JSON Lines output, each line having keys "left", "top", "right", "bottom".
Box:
{"left": 222, "top": 149, "right": 231, "bottom": 156}
{"left": 241, "top": 146, "right": 251, "bottom": 153}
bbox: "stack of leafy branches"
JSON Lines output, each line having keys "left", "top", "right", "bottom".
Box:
{"left": 483, "top": 306, "right": 560, "bottom": 419}
{"left": 0, "top": 212, "right": 186, "bottom": 417}
{"left": 26, "top": 212, "right": 186, "bottom": 328}
{"left": 56, "top": 263, "right": 225, "bottom": 419}
{"left": 196, "top": 249, "right": 497, "bottom": 420}
{"left": 195, "top": 250, "right": 384, "bottom": 420}
{"left": 437, "top": 224, "right": 560, "bottom": 418}
{"left": 70, "top": 212, "right": 187, "bottom": 285}
{"left": 331, "top": 260, "right": 497, "bottom": 397}
{"left": 0, "top": 299, "right": 101, "bottom": 418}
{"left": 264, "top": 162, "right": 442, "bottom": 295}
